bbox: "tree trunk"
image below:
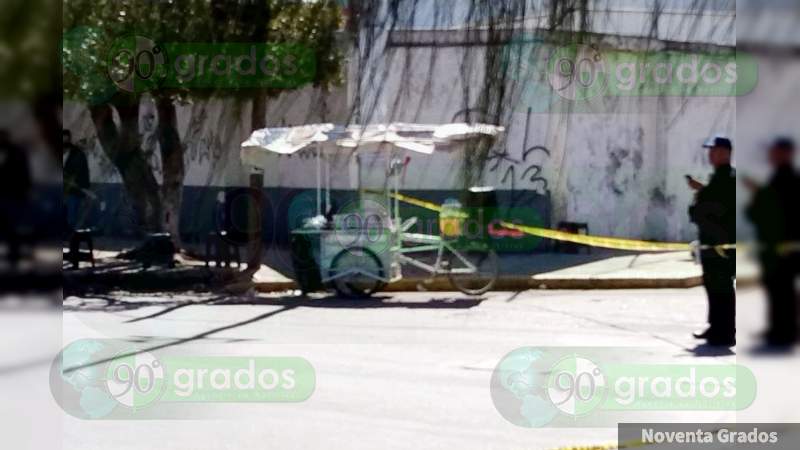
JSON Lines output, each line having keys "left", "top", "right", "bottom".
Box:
{"left": 33, "top": 89, "right": 63, "bottom": 162}
{"left": 89, "top": 102, "right": 162, "bottom": 233}
{"left": 156, "top": 97, "right": 185, "bottom": 248}
{"left": 218, "top": 0, "right": 270, "bottom": 280}
{"left": 242, "top": 92, "right": 268, "bottom": 276}
{"left": 246, "top": 0, "right": 270, "bottom": 272}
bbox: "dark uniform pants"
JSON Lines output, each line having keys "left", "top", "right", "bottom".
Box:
{"left": 761, "top": 253, "right": 799, "bottom": 345}
{"left": 701, "top": 250, "right": 736, "bottom": 341}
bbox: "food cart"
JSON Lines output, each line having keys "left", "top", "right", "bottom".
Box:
{"left": 241, "top": 123, "right": 504, "bottom": 297}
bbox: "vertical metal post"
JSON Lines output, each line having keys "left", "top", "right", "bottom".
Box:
{"left": 245, "top": 169, "right": 264, "bottom": 275}
{"left": 316, "top": 145, "right": 322, "bottom": 217}
{"left": 325, "top": 154, "right": 331, "bottom": 215}
{"left": 394, "top": 158, "right": 400, "bottom": 227}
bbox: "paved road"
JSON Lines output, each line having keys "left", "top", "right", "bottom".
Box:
{"left": 3, "top": 288, "right": 798, "bottom": 450}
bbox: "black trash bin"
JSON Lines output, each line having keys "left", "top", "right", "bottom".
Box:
{"left": 461, "top": 186, "right": 498, "bottom": 245}
{"left": 290, "top": 231, "right": 323, "bottom": 294}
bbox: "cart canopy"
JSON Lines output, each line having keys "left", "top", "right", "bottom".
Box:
{"left": 241, "top": 123, "right": 504, "bottom": 168}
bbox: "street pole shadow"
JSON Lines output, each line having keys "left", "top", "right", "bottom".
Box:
{"left": 61, "top": 293, "right": 488, "bottom": 375}
{"left": 63, "top": 304, "right": 299, "bottom": 375}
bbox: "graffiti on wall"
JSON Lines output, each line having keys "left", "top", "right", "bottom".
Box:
{"left": 184, "top": 107, "right": 224, "bottom": 166}
{"left": 487, "top": 144, "right": 551, "bottom": 195}
{"left": 452, "top": 107, "right": 552, "bottom": 198}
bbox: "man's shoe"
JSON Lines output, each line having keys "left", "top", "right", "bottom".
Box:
{"left": 693, "top": 329, "right": 712, "bottom": 339}
{"left": 706, "top": 336, "right": 736, "bottom": 347}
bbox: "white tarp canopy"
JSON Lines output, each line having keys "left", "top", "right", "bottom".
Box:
{"left": 240, "top": 122, "right": 504, "bottom": 168}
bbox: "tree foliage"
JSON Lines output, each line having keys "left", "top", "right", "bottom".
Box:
{"left": 0, "top": 0, "right": 59, "bottom": 99}
{"left": 61, "top": 0, "right": 346, "bottom": 240}
{"left": 62, "top": 0, "right": 345, "bottom": 104}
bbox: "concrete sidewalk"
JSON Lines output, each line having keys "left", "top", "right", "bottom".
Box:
{"left": 501, "top": 251, "right": 702, "bottom": 290}
{"left": 255, "top": 250, "right": 706, "bottom": 292}
{"left": 76, "top": 244, "right": 716, "bottom": 292}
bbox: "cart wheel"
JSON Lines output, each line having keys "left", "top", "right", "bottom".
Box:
{"left": 447, "top": 246, "right": 498, "bottom": 296}
{"left": 329, "top": 247, "right": 386, "bottom": 298}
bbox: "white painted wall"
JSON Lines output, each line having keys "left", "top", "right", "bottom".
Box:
{"left": 69, "top": 0, "right": 800, "bottom": 243}
{"left": 64, "top": 44, "right": 741, "bottom": 242}
{"left": 351, "top": 36, "right": 736, "bottom": 241}
{"left": 63, "top": 83, "right": 350, "bottom": 190}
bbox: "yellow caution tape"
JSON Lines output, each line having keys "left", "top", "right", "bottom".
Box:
{"left": 545, "top": 444, "right": 617, "bottom": 450}
{"left": 388, "top": 192, "right": 444, "bottom": 213}
{"left": 499, "top": 221, "right": 691, "bottom": 252}
{"left": 381, "top": 191, "right": 749, "bottom": 253}
{"left": 541, "top": 438, "right": 651, "bottom": 450}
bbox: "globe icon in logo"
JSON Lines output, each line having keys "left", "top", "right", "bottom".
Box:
{"left": 490, "top": 347, "right": 560, "bottom": 428}
{"left": 50, "top": 339, "right": 166, "bottom": 419}
{"left": 50, "top": 339, "right": 119, "bottom": 419}
{"left": 491, "top": 348, "right": 607, "bottom": 427}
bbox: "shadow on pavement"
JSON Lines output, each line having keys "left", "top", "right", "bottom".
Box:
{"left": 64, "top": 293, "right": 486, "bottom": 316}
{"left": 61, "top": 293, "right": 487, "bottom": 374}
{"left": 217, "top": 294, "right": 486, "bottom": 310}
{"left": 63, "top": 305, "right": 299, "bottom": 375}
{"left": 687, "top": 343, "right": 736, "bottom": 357}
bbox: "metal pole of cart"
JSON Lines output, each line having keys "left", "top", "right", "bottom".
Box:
{"left": 394, "top": 157, "right": 400, "bottom": 228}
{"left": 356, "top": 152, "right": 363, "bottom": 210}
{"left": 316, "top": 143, "right": 322, "bottom": 217}
{"left": 325, "top": 152, "right": 331, "bottom": 215}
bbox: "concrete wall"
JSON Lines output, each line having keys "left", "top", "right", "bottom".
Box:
{"left": 63, "top": 20, "right": 753, "bottom": 244}
{"left": 64, "top": 46, "right": 740, "bottom": 244}
{"left": 62, "top": 85, "right": 352, "bottom": 240}
{"left": 353, "top": 37, "right": 736, "bottom": 242}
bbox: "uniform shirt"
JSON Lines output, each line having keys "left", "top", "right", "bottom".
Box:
{"left": 63, "top": 144, "right": 91, "bottom": 197}
{"left": 747, "top": 166, "right": 800, "bottom": 248}
{"left": 689, "top": 164, "right": 736, "bottom": 246}
{"left": 0, "top": 139, "right": 31, "bottom": 200}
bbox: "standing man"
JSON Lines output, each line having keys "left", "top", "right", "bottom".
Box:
{"left": 746, "top": 137, "right": 800, "bottom": 347}
{"left": 63, "top": 129, "right": 90, "bottom": 232}
{"left": 687, "top": 135, "right": 737, "bottom": 347}
{"left": 0, "top": 129, "right": 32, "bottom": 268}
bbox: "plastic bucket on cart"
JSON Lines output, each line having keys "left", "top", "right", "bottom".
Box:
{"left": 439, "top": 199, "right": 464, "bottom": 238}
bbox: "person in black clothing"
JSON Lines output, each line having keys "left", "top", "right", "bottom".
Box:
{"left": 746, "top": 137, "right": 800, "bottom": 347}
{"left": 687, "top": 135, "right": 737, "bottom": 347}
{"left": 0, "top": 129, "right": 32, "bottom": 267}
{"left": 63, "top": 129, "right": 91, "bottom": 232}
